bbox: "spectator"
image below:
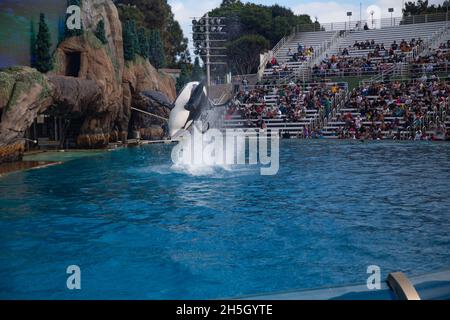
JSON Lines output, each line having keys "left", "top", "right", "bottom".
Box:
{"left": 391, "top": 41, "right": 398, "bottom": 51}
{"left": 287, "top": 48, "right": 293, "bottom": 57}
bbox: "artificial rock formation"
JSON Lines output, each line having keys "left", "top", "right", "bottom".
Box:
{"left": 129, "top": 92, "right": 171, "bottom": 140}
{"left": 0, "top": 0, "right": 176, "bottom": 163}
{"left": 0, "top": 67, "right": 53, "bottom": 163}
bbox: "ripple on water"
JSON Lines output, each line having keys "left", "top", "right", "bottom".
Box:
{"left": 0, "top": 141, "right": 449, "bottom": 299}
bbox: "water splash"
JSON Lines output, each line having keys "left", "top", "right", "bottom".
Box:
{"left": 170, "top": 121, "right": 254, "bottom": 177}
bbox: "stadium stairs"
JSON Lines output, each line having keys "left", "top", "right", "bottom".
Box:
{"left": 227, "top": 20, "right": 450, "bottom": 139}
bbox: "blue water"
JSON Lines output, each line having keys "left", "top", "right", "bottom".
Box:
{"left": 0, "top": 141, "right": 449, "bottom": 299}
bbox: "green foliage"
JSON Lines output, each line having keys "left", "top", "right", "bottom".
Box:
{"left": 0, "top": 67, "right": 49, "bottom": 111}
{"left": 220, "top": 0, "right": 240, "bottom": 7}
{"left": 117, "top": 4, "right": 146, "bottom": 27}
{"left": 226, "top": 34, "right": 269, "bottom": 75}
{"left": 138, "top": 27, "right": 150, "bottom": 59}
{"left": 190, "top": 57, "right": 204, "bottom": 82}
{"left": 0, "top": 71, "right": 15, "bottom": 107}
{"left": 35, "top": 13, "right": 53, "bottom": 73}
{"left": 211, "top": 1, "right": 314, "bottom": 47}
{"left": 123, "top": 20, "right": 136, "bottom": 61}
{"left": 207, "top": 1, "right": 314, "bottom": 75}
{"left": 129, "top": 20, "right": 140, "bottom": 57}
{"left": 116, "top": 0, "right": 186, "bottom": 67}
{"left": 403, "top": 0, "right": 449, "bottom": 16}
{"left": 122, "top": 19, "right": 141, "bottom": 61}
{"left": 176, "top": 64, "right": 192, "bottom": 93}
{"left": 148, "top": 29, "right": 166, "bottom": 69}
{"left": 95, "top": 20, "right": 108, "bottom": 45}
{"left": 178, "top": 43, "right": 192, "bottom": 65}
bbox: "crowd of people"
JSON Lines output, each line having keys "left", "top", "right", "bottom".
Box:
{"left": 410, "top": 48, "right": 450, "bottom": 78}
{"left": 263, "top": 43, "right": 317, "bottom": 80}
{"left": 310, "top": 38, "right": 425, "bottom": 78}
{"left": 228, "top": 78, "right": 449, "bottom": 140}
{"left": 312, "top": 55, "right": 400, "bottom": 78}
{"left": 438, "top": 40, "right": 450, "bottom": 49}
{"left": 350, "top": 38, "right": 423, "bottom": 53}
{"left": 335, "top": 79, "right": 449, "bottom": 140}
{"left": 286, "top": 42, "right": 316, "bottom": 63}
{"left": 230, "top": 32, "right": 450, "bottom": 140}
{"left": 226, "top": 82, "right": 342, "bottom": 129}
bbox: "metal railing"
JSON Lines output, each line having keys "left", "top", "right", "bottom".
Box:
{"left": 257, "top": 12, "right": 449, "bottom": 84}
{"left": 280, "top": 31, "right": 346, "bottom": 84}
{"left": 424, "top": 97, "right": 449, "bottom": 129}
{"left": 293, "top": 12, "right": 449, "bottom": 33}
{"left": 257, "top": 26, "right": 297, "bottom": 80}
{"left": 407, "top": 22, "right": 449, "bottom": 62}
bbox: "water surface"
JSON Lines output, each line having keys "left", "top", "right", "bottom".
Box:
{"left": 0, "top": 141, "right": 449, "bottom": 299}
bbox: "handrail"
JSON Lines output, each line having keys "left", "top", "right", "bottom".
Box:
{"left": 291, "top": 12, "right": 449, "bottom": 33}
{"left": 257, "top": 27, "right": 297, "bottom": 81}
{"left": 408, "top": 23, "right": 449, "bottom": 62}
{"left": 283, "top": 30, "right": 346, "bottom": 84}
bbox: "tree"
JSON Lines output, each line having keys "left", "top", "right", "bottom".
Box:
{"left": 123, "top": 21, "right": 135, "bottom": 61}
{"left": 176, "top": 64, "right": 192, "bottom": 93}
{"left": 178, "top": 40, "right": 192, "bottom": 65}
{"left": 191, "top": 57, "right": 204, "bottom": 81}
{"left": 165, "top": 17, "right": 187, "bottom": 66}
{"left": 129, "top": 19, "right": 140, "bottom": 57}
{"left": 226, "top": 34, "right": 269, "bottom": 75}
{"left": 117, "top": 4, "right": 145, "bottom": 27}
{"left": 35, "top": 13, "right": 53, "bottom": 73}
{"left": 403, "top": 0, "right": 450, "bottom": 16}
{"left": 221, "top": 0, "right": 242, "bottom": 7}
{"left": 116, "top": 0, "right": 187, "bottom": 67}
{"left": 148, "top": 29, "right": 166, "bottom": 68}
{"left": 208, "top": 1, "right": 315, "bottom": 75}
{"left": 95, "top": 20, "right": 108, "bottom": 44}
{"left": 137, "top": 27, "right": 149, "bottom": 59}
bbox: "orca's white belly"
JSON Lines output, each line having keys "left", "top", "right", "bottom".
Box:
{"left": 168, "top": 82, "right": 200, "bottom": 138}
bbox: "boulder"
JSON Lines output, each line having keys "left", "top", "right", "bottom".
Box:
{"left": 0, "top": 0, "right": 176, "bottom": 160}
{"left": 123, "top": 57, "right": 176, "bottom": 102}
{"left": 0, "top": 67, "right": 53, "bottom": 153}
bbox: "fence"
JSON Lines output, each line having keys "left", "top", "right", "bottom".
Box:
{"left": 293, "top": 12, "right": 449, "bottom": 33}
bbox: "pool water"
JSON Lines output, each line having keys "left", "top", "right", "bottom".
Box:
{"left": 0, "top": 141, "right": 449, "bottom": 299}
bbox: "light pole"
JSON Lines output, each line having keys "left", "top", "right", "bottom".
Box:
{"left": 388, "top": 8, "right": 394, "bottom": 27}
{"left": 370, "top": 10, "right": 375, "bottom": 29}
{"left": 447, "top": 1, "right": 449, "bottom": 21}
{"left": 359, "top": 2, "right": 362, "bottom": 30}
{"left": 347, "top": 12, "right": 352, "bottom": 31}
{"left": 192, "top": 15, "right": 227, "bottom": 96}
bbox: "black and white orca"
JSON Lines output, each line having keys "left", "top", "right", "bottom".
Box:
{"left": 169, "top": 80, "right": 232, "bottom": 139}
{"left": 169, "top": 81, "right": 207, "bottom": 138}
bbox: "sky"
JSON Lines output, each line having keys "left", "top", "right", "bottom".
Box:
{"left": 168, "top": 0, "right": 446, "bottom": 51}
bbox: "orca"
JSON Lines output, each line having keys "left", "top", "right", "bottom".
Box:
{"left": 168, "top": 80, "right": 231, "bottom": 138}
{"left": 169, "top": 81, "right": 204, "bottom": 138}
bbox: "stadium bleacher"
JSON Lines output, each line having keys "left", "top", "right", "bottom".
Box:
{"left": 226, "top": 17, "right": 450, "bottom": 140}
